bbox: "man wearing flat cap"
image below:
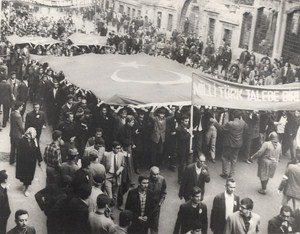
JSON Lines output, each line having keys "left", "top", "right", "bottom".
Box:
{"left": 149, "top": 106, "right": 173, "bottom": 167}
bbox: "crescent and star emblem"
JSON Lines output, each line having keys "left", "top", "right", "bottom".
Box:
{"left": 111, "top": 61, "right": 192, "bottom": 84}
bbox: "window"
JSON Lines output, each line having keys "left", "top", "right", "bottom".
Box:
{"left": 127, "top": 7, "right": 131, "bottom": 15}
{"left": 253, "top": 7, "right": 277, "bottom": 55}
{"left": 167, "top": 14, "right": 173, "bottom": 31}
{"left": 223, "top": 29, "right": 232, "bottom": 46}
{"left": 119, "top": 5, "right": 124, "bottom": 14}
{"left": 239, "top": 12, "right": 253, "bottom": 48}
{"left": 208, "top": 18, "right": 216, "bottom": 43}
{"left": 233, "top": 0, "right": 255, "bottom": 6}
{"left": 138, "top": 10, "right": 141, "bottom": 17}
{"left": 157, "top": 12, "right": 162, "bottom": 28}
{"left": 132, "top": 8, "right": 136, "bottom": 18}
{"left": 283, "top": 11, "right": 300, "bottom": 65}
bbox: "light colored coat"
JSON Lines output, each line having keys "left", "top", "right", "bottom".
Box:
{"left": 225, "top": 211, "right": 260, "bottom": 234}
{"left": 102, "top": 151, "right": 125, "bottom": 186}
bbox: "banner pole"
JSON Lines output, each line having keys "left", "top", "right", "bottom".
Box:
{"left": 189, "top": 73, "right": 194, "bottom": 153}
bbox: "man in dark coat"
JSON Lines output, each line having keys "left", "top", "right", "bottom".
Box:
{"left": 210, "top": 178, "right": 240, "bottom": 234}
{"left": 179, "top": 154, "right": 210, "bottom": 201}
{"left": 16, "top": 75, "right": 29, "bottom": 118}
{"left": 44, "top": 80, "right": 64, "bottom": 129}
{"left": 212, "top": 110, "right": 248, "bottom": 178}
{"left": 9, "top": 101, "right": 24, "bottom": 164}
{"left": 65, "top": 184, "right": 91, "bottom": 234}
{"left": 25, "top": 103, "right": 46, "bottom": 141}
{"left": 0, "top": 170, "right": 10, "bottom": 234}
{"left": 176, "top": 115, "right": 192, "bottom": 183}
{"left": 0, "top": 77, "right": 11, "bottom": 128}
{"left": 16, "top": 128, "right": 42, "bottom": 197}
{"left": 148, "top": 166, "right": 167, "bottom": 234}
{"left": 268, "top": 205, "right": 296, "bottom": 234}
{"left": 239, "top": 45, "right": 251, "bottom": 67}
{"left": 72, "top": 157, "right": 91, "bottom": 195}
{"left": 125, "top": 175, "right": 155, "bottom": 234}
{"left": 174, "top": 186, "right": 208, "bottom": 234}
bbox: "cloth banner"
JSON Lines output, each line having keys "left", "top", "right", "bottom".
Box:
{"left": 7, "top": 35, "right": 60, "bottom": 46}
{"left": 67, "top": 33, "right": 108, "bottom": 46}
{"left": 192, "top": 73, "right": 300, "bottom": 111}
{"left": 30, "top": 53, "right": 193, "bottom": 106}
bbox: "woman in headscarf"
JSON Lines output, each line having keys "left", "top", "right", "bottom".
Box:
{"left": 250, "top": 131, "right": 281, "bottom": 195}
{"left": 16, "top": 127, "right": 42, "bottom": 196}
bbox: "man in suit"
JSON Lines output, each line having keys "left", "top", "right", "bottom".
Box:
{"left": 6, "top": 71, "right": 20, "bottom": 109}
{"left": 149, "top": 106, "right": 173, "bottom": 167}
{"left": 17, "top": 75, "right": 29, "bottom": 118}
{"left": 210, "top": 178, "right": 240, "bottom": 234}
{"left": 25, "top": 103, "right": 46, "bottom": 141}
{"left": 176, "top": 115, "right": 192, "bottom": 183}
{"left": 0, "top": 77, "right": 11, "bottom": 128}
{"left": 148, "top": 166, "right": 167, "bottom": 234}
{"left": 279, "top": 152, "right": 300, "bottom": 210}
{"left": 239, "top": 45, "right": 251, "bottom": 68}
{"left": 225, "top": 197, "right": 260, "bottom": 234}
{"left": 193, "top": 106, "right": 205, "bottom": 160}
{"left": 9, "top": 101, "right": 24, "bottom": 164}
{"left": 44, "top": 80, "right": 64, "bottom": 129}
{"left": 125, "top": 175, "right": 154, "bottom": 234}
{"left": 0, "top": 170, "right": 10, "bottom": 234}
{"left": 280, "top": 62, "right": 295, "bottom": 84}
{"left": 102, "top": 141, "right": 125, "bottom": 208}
{"left": 179, "top": 154, "right": 210, "bottom": 201}
{"left": 212, "top": 110, "right": 248, "bottom": 179}
{"left": 65, "top": 184, "right": 91, "bottom": 234}
{"left": 268, "top": 205, "right": 296, "bottom": 234}
{"left": 59, "top": 94, "right": 77, "bottom": 126}
{"left": 174, "top": 186, "right": 208, "bottom": 234}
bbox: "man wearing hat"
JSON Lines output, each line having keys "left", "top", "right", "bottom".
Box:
{"left": 149, "top": 106, "right": 173, "bottom": 167}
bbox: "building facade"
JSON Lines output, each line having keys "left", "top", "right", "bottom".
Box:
{"left": 177, "top": 0, "right": 300, "bottom": 64}
{"left": 112, "top": 0, "right": 177, "bottom": 32}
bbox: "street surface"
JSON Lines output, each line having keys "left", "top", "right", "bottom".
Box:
{"left": 0, "top": 104, "right": 290, "bottom": 234}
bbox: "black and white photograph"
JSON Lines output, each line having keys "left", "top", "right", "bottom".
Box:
{"left": 0, "top": 0, "right": 300, "bottom": 233}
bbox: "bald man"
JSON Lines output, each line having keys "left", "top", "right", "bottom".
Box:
{"left": 148, "top": 166, "right": 167, "bottom": 234}
{"left": 179, "top": 154, "right": 210, "bottom": 201}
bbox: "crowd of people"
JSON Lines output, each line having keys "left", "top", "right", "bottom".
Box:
{"left": 1, "top": 3, "right": 300, "bottom": 88}
{"left": 1, "top": 2, "right": 300, "bottom": 234}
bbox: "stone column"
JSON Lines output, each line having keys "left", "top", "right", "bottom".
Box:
{"left": 248, "top": 7, "right": 257, "bottom": 51}
{"left": 272, "top": 0, "right": 286, "bottom": 59}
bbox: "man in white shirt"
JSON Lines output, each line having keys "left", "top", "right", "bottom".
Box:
{"left": 210, "top": 178, "right": 240, "bottom": 234}
{"left": 102, "top": 141, "right": 125, "bottom": 209}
